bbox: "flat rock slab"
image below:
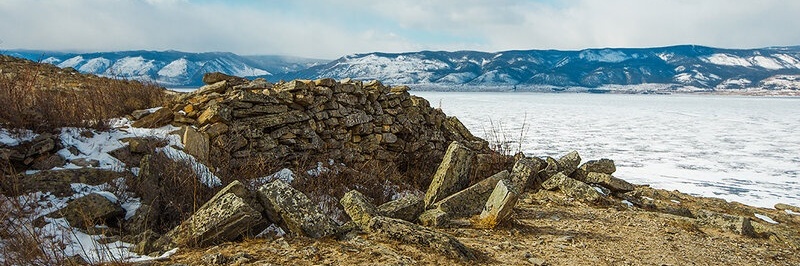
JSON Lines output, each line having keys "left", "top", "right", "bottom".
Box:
{"left": 58, "top": 193, "right": 125, "bottom": 229}
{"left": 257, "top": 179, "right": 338, "bottom": 238}
{"left": 377, "top": 194, "right": 424, "bottom": 222}
{"left": 366, "top": 216, "right": 475, "bottom": 261}
{"left": 580, "top": 159, "right": 616, "bottom": 174}
{"left": 584, "top": 172, "right": 635, "bottom": 192}
{"left": 431, "top": 170, "right": 509, "bottom": 217}
{"left": 541, "top": 172, "right": 604, "bottom": 203}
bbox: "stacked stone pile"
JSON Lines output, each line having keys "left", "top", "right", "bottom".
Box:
{"left": 133, "top": 72, "right": 489, "bottom": 167}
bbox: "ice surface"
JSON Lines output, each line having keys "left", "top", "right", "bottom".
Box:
{"left": 414, "top": 92, "right": 800, "bottom": 208}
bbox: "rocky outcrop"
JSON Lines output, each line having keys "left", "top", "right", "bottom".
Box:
{"left": 257, "top": 179, "right": 338, "bottom": 238}
{"left": 424, "top": 141, "right": 475, "bottom": 208}
{"left": 695, "top": 210, "right": 758, "bottom": 238}
{"left": 366, "top": 216, "right": 475, "bottom": 261}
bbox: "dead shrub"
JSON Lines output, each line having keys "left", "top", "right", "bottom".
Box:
{"left": 129, "top": 152, "right": 215, "bottom": 234}
{"left": 0, "top": 56, "right": 167, "bottom": 132}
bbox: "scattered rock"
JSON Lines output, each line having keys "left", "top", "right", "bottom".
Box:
{"left": 257, "top": 179, "right": 338, "bottom": 238}
{"left": 69, "top": 158, "right": 100, "bottom": 167}
{"left": 57, "top": 193, "right": 125, "bottom": 229}
{"left": 182, "top": 126, "right": 210, "bottom": 163}
{"left": 156, "top": 184, "right": 265, "bottom": 250}
{"left": 557, "top": 151, "right": 581, "bottom": 176}
{"left": 541, "top": 172, "right": 604, "bottom": 203}
{"left": 477, "top": 179, "right": 519, "bottom": 228}
{"left": 132, "top": 107, "right": 173, "bottom": 128}
{"left": 340, "top": 190, "right": 379, "bottom": 229}
{"left": 775, "top": 203, "right": 800, "bottom": 213}
{"left": 430, "top": 170, "right": 508, "bottom": 217}
{"left": 202, "top": 72, "right": 249, "bottom": 86}
{"left": 695, "top": 210, "right": 757, "bottom": 238}
{"left": 30, "top": 153, "right": 65, "bottom": 170}
{"left": 418, "top": 208, "right": 450, "bottom": 228}
{"left": 579, "top": 159, "right": 616, "bottom": 174}
{"left": 424, "top": 141, "right": 475, "bottom": 208}
{"left": 366, "top": 216, "right": 475, "bottom": 261}
{"left": 510, "top": 157, "right": 543, "bottom": 192}
{"left": 583, "top": 172, "right": 635, "bottom": 192}
{"left": 377, "top": 194, "right": 424, "bottom": 222}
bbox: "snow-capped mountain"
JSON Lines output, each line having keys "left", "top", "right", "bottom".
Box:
{"left": 7, "top": 45, "right": 800, "bottom": 91}
{"left": 286, "top": 45, "right": 800, "bottom": 91}
{"left": 8, "top": 50, "right": 325, "bottom": 87}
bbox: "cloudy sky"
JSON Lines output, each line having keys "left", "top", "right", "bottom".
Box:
{"left": 1, "top": 0, "right": 799, "bottom": 59}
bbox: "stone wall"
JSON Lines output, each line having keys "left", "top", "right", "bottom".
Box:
{"left": 151, "top": 73, "right": 489, "bottom": 168}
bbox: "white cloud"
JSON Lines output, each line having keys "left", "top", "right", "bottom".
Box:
{"left": 0, "top": 0, "right": 798, "bottom": 58}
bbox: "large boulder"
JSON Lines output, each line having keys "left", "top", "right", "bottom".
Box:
{"left": 340, "top": 190, "right": 379, "bottom": 229}
{"left": 156, "top": 182, "right": 265, "bottom": 249}
{"left": 58, "top": 193, "right": 125, "bottom": 229}
{"left": 541, "top": 172, "right": 604, "bottom": 203}
{"left": 477, "top": 179, "right": 519, "bottom": 228}
{"left": 366, "top": 216, "right": 475, "bottom": 261}
{"left": 582, "top": 172, "right": 635, "bottom": 192}
{"left": 424, "top": 141, "right": 474, "bottom": 208}
{"left": 579, "top": 159, "right": 616, "bottom": 174}
{"left": 132, "top": 107, "right": 173, "bottom": 128}
{"left": 430, "top": 171, "right": 508, "bottom": 217}
{"left": 377, "top": 194, "right": 424, "bottom": 222}
{"left": 256, "top": 179, "right": 338, "bottom": 238}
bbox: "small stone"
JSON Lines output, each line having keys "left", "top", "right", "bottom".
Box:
{"left": 477, "top": 179, "right": 519, "bottom": 228}
{"left": 418, "top": 209, "right": 450, "bottom": 228}
{"left": 528, "top": 257, "right": 547, "bottom": 266}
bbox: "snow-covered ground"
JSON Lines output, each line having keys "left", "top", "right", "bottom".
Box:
{"left": 0, "top": 114, "right": 221, "bottom": 264}
{"left": 414, "top": 91, "right": 800, "bottom": 209}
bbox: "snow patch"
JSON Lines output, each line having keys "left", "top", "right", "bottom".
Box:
{"left": 750, "top": 56, "right": 784, "bottom": 70}
{"left": 754, "top": 213, "right": 778, "bottom": 224}
{"left": 78, "top": 57, "right": 111, "bottom": 73}
{"left": 0, "top": 128, "right": 38, "bottom": 146}
{"left": 158, "top": 58, "right": 189, "bottom": 78}
{"left": 703, "top": 54, "right": 752, "bottom": 67}
{"left": 579, "top": 49, "right": 630, "bottom": 63}
{"left": 58, "top": 56, "right": 84, "bottom": 68}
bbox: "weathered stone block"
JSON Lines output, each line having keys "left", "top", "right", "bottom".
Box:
{"left": 478, "top": 179, "right": 519, "bottom": 228}
{"left": 377, "top": 194, "right": 424, "bottom": 222}
{"left": 584, "top": 172, "right": 635, "bottom": 192}
{"left": 340, "top": 190, "right": 379, "bottom": 230}
{"left": 557, "top": 151, "right": 581, "bottom": 176}
{"left": 424, "top": 141, "right": 474, "bottom": 208}
{"left": 256, "top": 180, "right": 337, "bottom": 238}
{"left": 580, "top": 159, "right": 617, "bottom": 174}
{"left": 366, "top": 216, "right": 474, "bottom": 261}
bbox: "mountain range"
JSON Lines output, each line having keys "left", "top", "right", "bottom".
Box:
{"left": 6, "top": 45, "right": 800, "bottom": 91}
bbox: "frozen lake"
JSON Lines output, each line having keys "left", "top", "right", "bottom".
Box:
{"left": 413, "top": 91, "right": 800, "bottom": 209}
